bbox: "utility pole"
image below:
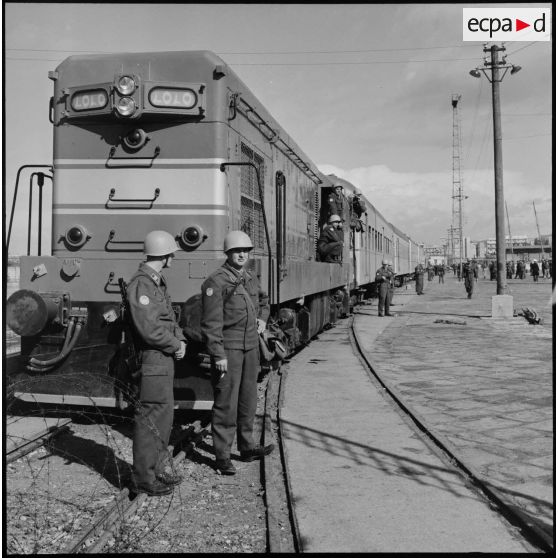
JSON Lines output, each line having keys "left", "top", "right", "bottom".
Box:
{"left": 533, "top": 201, "right": 544, "bottom": 262}
{"left": 451, "top": 94, "right": 465, "bottom": 278}
{"left": 470, "top": 44, "right": 521, "bottom": 296}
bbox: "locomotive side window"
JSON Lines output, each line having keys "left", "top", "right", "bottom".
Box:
{"left": 240, "top": 143, "right": 265, "bottom": 250}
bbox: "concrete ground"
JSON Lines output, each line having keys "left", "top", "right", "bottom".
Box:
{"left": 279, "top": 274, "right": 553, "bottom": 552}
{"left": 356, "top": 274, "right": 554, "bottom": 541}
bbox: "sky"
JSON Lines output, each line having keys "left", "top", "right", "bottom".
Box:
{"left": 4, "top": 3, "right": 554, "bottom": 256}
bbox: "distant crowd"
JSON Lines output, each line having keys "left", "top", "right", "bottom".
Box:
{"left": 425, "top": 259, "right": 553, "bottom": 282}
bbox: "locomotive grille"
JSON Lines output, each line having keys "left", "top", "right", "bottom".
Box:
{"left": 240, "top": 143, "right": 265, "bottom": 250}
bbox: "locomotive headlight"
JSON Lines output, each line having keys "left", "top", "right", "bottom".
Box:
{"left": 116, "top": 97, "right": 137, "bottom": 117}
{"left": 116, "top": 75, "right": 136, "bottom": 95}
{"left": 64, "top": 225, "right": 90, "bottom": 248}
{"left": 180, "top": 225, "right": 205, "bottom": 249}
{"left": 122, "top": 128, "right": 148, "bottom": 150}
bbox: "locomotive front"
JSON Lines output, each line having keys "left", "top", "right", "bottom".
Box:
{"left": 7, "top": 51, "right": 235, "bottom": 407}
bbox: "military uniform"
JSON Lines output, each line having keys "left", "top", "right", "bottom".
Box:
{"left": 463, "top": 261, "right": 475, "bottom": 298}
{"left": 127, "top": 262, "right": 185, "bottom": 487}
{"left": 317, "top": 225, "right": 344, "bottom": 262}
{"left": 327, "top": 191, "right": 347, "bottom": 221}
{"left": 415, "top": 264, "right": 424, "bottom": 294}
{"left": 201, "top": 262, "right": 270, "bottom": 462}
{"left": 531, "top": 261, "right": 540, "bottom": 282}
{"left": 375, "top": 265, "right": 394, "bottom": 316}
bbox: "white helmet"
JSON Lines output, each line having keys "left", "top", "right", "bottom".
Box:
{"left": 144, "top": 230, "right": 177, "bottom": 256}
{"left": 382, "top": 259, "right": 389, "bottom": 265}
{"left": 328, "top": 214, "right": 342, "bottom": 224}
{"left": 224, "top": 230, "right": 253, "bottom": 252}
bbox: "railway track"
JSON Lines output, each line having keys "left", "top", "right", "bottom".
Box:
{"left": 62, "top": 420, "right": 211, "bottom": 553}
{"left": 6, "top": 416, "right": 72, "bottom": 464}
{"left": 6, "top": 368, "right": 297, "bottom": 554}
{"left": 349, "top": 315, "right": 553, "bottom": 553}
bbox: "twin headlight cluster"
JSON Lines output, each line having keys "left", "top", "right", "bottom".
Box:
{"left": 115, "top": 75, "right": 138, "bottom": 117}
{"left": 63, "top": 224, "right": 206, "bottom": 250}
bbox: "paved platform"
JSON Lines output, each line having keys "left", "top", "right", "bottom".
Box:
{"left": 278, "top": 275, "right": 553, "bottom": 552}
{"left": 356, "top": 276, "right": 554, "bottom": 541}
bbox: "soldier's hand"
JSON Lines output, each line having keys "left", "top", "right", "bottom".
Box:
{"left": 175, "top": 340, "right": 186, "bottom": 360}
{"left": 257, "top": 319, "right": 266, "bottom": 334}
{"left": 215, "top": 358, "right": 227, "bottom": 374}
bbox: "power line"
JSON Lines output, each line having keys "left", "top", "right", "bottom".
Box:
{"left": 5, "top": 44, "right": 484, "bottom": 55}
{"left": 5, "top": 55, "right": 481, "bottom": 65}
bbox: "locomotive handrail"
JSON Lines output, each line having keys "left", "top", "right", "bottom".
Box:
{"left": 104, "top": 230, "right": 144, "bottom": 252}
{"left": 104, "top": 271, "right": 122, "bottom": 294}
{"left": 105, "top": 145, "right": 161, "bottom": 168}
{"left": 235, "top": 96, "right": 322, "bottom": 185}
{"left": 7, "top": 165, "right": 53, "bottom": 252}
{"left": 105, "top": 187, "right": 160, "bottom": 209}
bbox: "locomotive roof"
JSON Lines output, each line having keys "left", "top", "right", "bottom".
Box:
{"left": 54, "top": 50, "right": 321, "bottom": 181}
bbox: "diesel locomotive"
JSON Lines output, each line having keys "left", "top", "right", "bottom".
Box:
{"left": 6, "top": 50, "right": 423, "bottom": 409}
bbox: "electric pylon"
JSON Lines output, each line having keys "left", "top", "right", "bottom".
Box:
{"left": 451, "top": 94, "right": 465, "bottom": 272}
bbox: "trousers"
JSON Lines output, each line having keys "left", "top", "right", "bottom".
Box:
{"left": 378, "top": 282, "right": 390, "bottom": 315}
{"left": 132, "top": 350, "right": 175, "bottom": 485}
{"left": 211, "top": 347, "right": 259, "bottom": 460}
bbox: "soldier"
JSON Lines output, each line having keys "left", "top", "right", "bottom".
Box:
{"left": 375, "top": 259, "right": 394, "bottom": 316}
{"left": 426, "top": 262, "right": 434, "bottom": 281}
{"left": 438, "top": 263, "right": 445, "bottom": 284}
{"left": 541, "top": 258, "right": 549, "bottom": 279}
{"left": 317, "top": 214, "right": 344, "bottom": 263}
{"left": 327, "top": 183, "right": 347, "bottom": 222}
{"left": 201, "top": 231, "right": 273, "bottom": 476}
{"left": 463, "top": 258, "right": 475, "bottom": 299}
{"left": 530, "top": 259, "right": 540, "bottom": 282}
{"left": 127, "top": 230, "right": 186, "bottom": 497}
{"left": 350, "top": 188, "right": 366, "bottom": 219}
{"left": 489, "top": 260, "right": 496, "bottom": 281}
{"left": 414, "top": 263, "right": 425, "bottom": 295}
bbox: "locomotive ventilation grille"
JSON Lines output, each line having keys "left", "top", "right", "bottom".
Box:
{"left": 240, "top": 143, "right": 265, "bottom": 250}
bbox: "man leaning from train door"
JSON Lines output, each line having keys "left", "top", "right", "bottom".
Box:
{"left": 127, "top": 230, "right": 186, "bottom": 496}
{"left": 201, "top": 230, "right": 274, "bottom": 475}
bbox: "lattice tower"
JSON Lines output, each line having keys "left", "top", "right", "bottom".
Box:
{"left": 451, "top": 94, "right": 465, "bottom": 266}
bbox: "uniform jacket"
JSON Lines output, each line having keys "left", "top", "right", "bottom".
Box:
{"left": 127, "top": 262, "right": 185, "bottom": 355}
{"left": 317, "top": 225, "right": 343, "bottom": 260}
{"left": 376, "top": 266, "right": 394, "bottom": 282}
{"left": 463, "top": 263, "right": 475, "bottom": 278}
{"left": 327, "top": 192, "right": 347, "bottom": 220}
{"left": 201, "top": 262, "right": 270, "bottom": 360}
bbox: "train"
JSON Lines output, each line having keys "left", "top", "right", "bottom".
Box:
{"left": 6, "top": 50, "right": 424, "bottom": 410}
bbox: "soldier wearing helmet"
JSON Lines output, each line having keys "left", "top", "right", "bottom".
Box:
{"left": 530, "top": 259, "right": 540, "bottom": 282}
{"left": 127, "top": 230, "right": 186, "bottom": 496}
{"left": 463, "top": 258, "right": 475, "bottom": 298}
{"left": 414, "top": 262, "right": 425, "bottom": 295}
{"left": 327, "top": 182, "right": 348, "bottom": 222}
{"left": 375, "top": 259, "right": 395, "bottom": 316}
{"left": 317, "top": 214, "right": 344, "bottom": 263}
{"left": 201, "top": 230, "right": 273, "bottom": 475}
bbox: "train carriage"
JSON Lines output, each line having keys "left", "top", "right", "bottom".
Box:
{"left": 6, "top": 50, "right": 422, "bottom": 409}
